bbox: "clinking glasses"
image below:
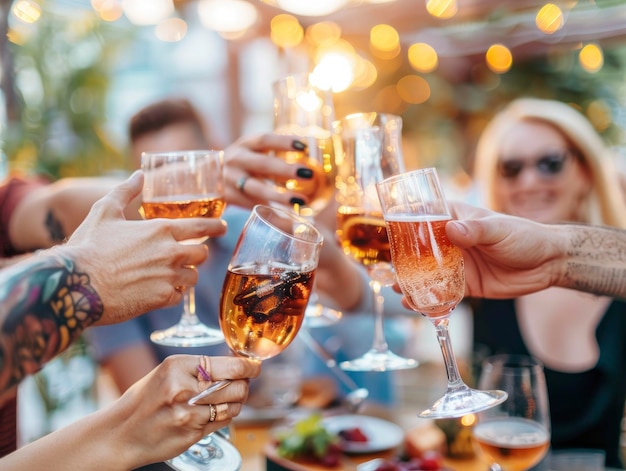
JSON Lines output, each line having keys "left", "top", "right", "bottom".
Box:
{"left": 498, "top": 151, "right": 572, "bottom": 179}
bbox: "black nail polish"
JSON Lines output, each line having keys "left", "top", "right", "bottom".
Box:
{"left": 289, "top": 197, "right": 306, "bottom": 206}
{"left": 292, "top": 140, "right": 307, "bottom": 151}
{"left": 296, "top": 168, "right": 313, "bottom": 179}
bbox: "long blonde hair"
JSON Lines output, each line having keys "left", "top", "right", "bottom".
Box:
{"left": 473, "top": 97, "right": 626, "bottom": 229}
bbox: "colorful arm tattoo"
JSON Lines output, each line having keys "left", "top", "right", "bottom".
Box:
{"left": 0, "top": 254, "right": 103, "bottom": 396}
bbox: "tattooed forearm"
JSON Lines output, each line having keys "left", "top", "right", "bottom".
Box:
{"left": 45, "top": 209, "right": 66, "bottom": 243}
{"left": 563, "top": 225, "right": 626, "bottom": 299}
{"left": 0, "top": 254, "right": 103, "bottom": 395}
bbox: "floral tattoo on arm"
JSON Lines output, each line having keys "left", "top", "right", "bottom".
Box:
{"left": 0, "top": 255, "right": 103, "bottom": 396}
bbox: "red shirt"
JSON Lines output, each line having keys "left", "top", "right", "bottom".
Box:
{"left": 0, "top": 176, "right": 47, "bottom": 457}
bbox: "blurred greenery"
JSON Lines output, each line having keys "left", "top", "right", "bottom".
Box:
{"left": 3, "top": 2, "right": 135, "bottom": 179}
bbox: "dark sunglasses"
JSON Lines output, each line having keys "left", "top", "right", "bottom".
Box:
{"left": 497, "top": 151, "right": 572, "bottom": 179}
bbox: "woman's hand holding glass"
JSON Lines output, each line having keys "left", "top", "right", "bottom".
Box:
{"left": 376, "top": 168, "right": 507, "bottom": 418}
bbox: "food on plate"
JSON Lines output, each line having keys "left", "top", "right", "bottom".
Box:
{"left": 338, "top": 426, "right": 369, "bottom": 442}
{"left": 371, "top": 450, "right": 444, "bottom": 471}
{"left": 273, "top": 413, "right": 343, "bottom": 467}
{"left": 404, "top": 422, "right": 446, "bottom": 458}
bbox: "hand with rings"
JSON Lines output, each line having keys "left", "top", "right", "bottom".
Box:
{"left": 95, "top": 354, "right": 261, "bottom": 469}
{"left": 224, "top": 132, "right": 315, "bottom": 209}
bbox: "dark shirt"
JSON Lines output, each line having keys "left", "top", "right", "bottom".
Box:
{"left": 471, "top": 298, "right": 626, "bottom": 468}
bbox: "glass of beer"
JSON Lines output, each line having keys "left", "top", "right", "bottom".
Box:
{"left": 141, "top": 150, "right": 226, "bottom": 347}
{"left": 473, "top": 354, "right": 551, "bottom": 471}
{"left": 375, "top": 167, "right": 507, "bottom": 417}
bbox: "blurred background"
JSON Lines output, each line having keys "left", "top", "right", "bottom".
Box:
{"left": 3, "top": 0, "right": 626, "bottom": 454}
{"left": 2, "top": 0, "right": 626, "bottom": 183}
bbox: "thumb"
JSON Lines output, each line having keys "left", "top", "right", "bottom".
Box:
{"left": 446, "top": 219, "right": 489, "bottom": 248}
{"left": 105, "top": 170, "right": 144, "bottom": 210}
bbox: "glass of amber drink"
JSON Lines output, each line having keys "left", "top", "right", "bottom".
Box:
{"left": 219, "top": 204, "right": 322, "bottom": 360}
{"left": 375, "top": 167, "right": 507, "bottom": 418}
{"left": 141, "top": 150, "right": 226, "bottom": 347}
{"left": 473, "top": 355, "right": 551, "bottom": 471}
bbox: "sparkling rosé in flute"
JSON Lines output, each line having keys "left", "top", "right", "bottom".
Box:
{"left": 385, "top": 215, "right": 464, "bottom": 318}
{"left": 219, "top": 267, "right": 315, "bottom": 360}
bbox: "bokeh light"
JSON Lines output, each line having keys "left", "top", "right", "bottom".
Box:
{"left": 535, "top": 3, "right": 563, "bottom": 34}
{"left": 425, "top": 0, "right": 457, "bottom": 19}
{"left": 579, "top": 43, "right": 604, "bottom": 73}
{"left": 485, "top": 44, "right": 513, "bottom": 73}
{"left": 397, "top": 75, "right": 431, "bottom": 104}
{"left": 408, "top": 42, "right": 438, "bottom": 73}
{"left": 270, "top": 14, "right": 303, "bottom": 48}
{"left": 12, "top": 0, "right": 42, "bottom": 24}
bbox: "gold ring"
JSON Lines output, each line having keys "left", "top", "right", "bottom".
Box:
{"left": 208, "top": 403, "right": 218, "bottom": 422}
{"left": 236, "top": 176, "right": 249, "bottom": 193}
{"left": 174, "top": 286, "right": 184, "bottom": 292}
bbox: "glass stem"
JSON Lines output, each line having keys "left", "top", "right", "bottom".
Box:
{"left": 433, "top": 318, "right": 464, "bottom": 389}
{"left": 181, "top": 265, "right": 199, "bottom": 326}
{"left": 370, "top": 280, "right": 388, "bottom": 353}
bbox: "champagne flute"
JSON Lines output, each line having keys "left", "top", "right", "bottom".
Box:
{"left": 141, "top": 150, "right": 226, "bottom": 347}
{"left": 334, "top": 118, "right": 417, "bottom": 372}
{"left": 473, "top": 354, "right": 551, "bottom": 471}
{"left": 272, "top": 72, "right": 341, "bottom": 327}
{"left": 375, "top": 167, "right": 507, "bottom": 417}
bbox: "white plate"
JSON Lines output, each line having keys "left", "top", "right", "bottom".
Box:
{"left": 322, "top": 414, "right": 404, "bottom": 454}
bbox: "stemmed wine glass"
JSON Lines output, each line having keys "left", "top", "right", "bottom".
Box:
{"left": 375, "top": 167, "right": 507, "bottom": 417}
{"left": 173, "top": 205, "right": 323, "bottom": 470}
{"left": 141, "top": 150, "right": 226, "bottom": 347}
{"left": 333, "top": 116, "right": 418, "bottom": 372}
{"left": 272, "top": 72, "right": 341, "bottom": 327}
{"left": 473, "top": 354, "right": 551, "bottom": 471}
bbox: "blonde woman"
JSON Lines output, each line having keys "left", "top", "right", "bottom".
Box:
{"left": 470, "top": 97, "right": 626, "bottom": 468}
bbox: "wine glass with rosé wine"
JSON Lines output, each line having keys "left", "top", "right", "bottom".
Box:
{"left": 473, "top": 354, "right": 551, "bottom": 471}
{"left": 375, "top": 167, "right": 507, "bottom": 418}
{"left": 141, "top": 150, "right": 226, "bottom": 347}
{"left": 187, "top": 204, "right": 323, "bottom": 404}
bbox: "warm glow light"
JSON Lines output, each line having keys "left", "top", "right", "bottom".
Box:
{"left": 535, "top": 3, "right": 563, "bottom": 34}
{"left": 312, "top": 52, "right": 354, "bottom": 92}
{"left": 121, "top": 0, "right": 174, "bottom": 26}
{"left": 306, "top": 22, "right": 341, "bottom": 46}
{"left": 461, "top": 414, "right": 476, "bottom": 427}
{"left": 270, "top": 14, "right": 304, "bottom": 48}
{"left": 351, "top": 57, "right": 378, "bottom": 90}
{"left": 275, "top": 0, "right": 348, "bottom": 16}
{"left": 155, "top": 17, "right": 187, "bottom": 42}
{"left": 579, "top": 43, "right": 603, "bottom": 73}
{"left": 408, "top": 42, "right": 438, "bottom": 73}
{"left": 587, "top": 99, "right": 611, "bottom": 131}
{"left": 485, "top": 44, "right": 513, "bottom": 73}
{"left": 92, "top": 0, "right": 123, "bottom": 22}
{"left": 397, "top": 75, "right": 430, "bottom": 104}
{"left": 370, "top": 24, "right": 399, "bottom": 52}
{"left": 12, "top": 0, "right": 41, "bottom": 24}
{"left": 425, "top": 0, "right": 457, "bottom": 19}
{"left": 198, "top": 0, "right": 258, "bottom": 34}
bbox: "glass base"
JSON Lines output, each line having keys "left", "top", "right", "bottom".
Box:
{"left": 339, "top": 349, "right": 419, "bottom": 372}
{"left": 303, "top": 302, "right": 342, "bottom": 328}
{"left": 418, "top": 386, "right": 508, "bottom": 419}
{"left": 150, "top": 322, "right": 225, "bottom": 347}
{"left": 166, "top": 433, "right": 241, "bottom": 471}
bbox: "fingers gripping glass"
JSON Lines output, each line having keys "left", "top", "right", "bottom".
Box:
{"left": 498, "top": 151, "right": 571, "bottom": 179}
{"left": 375, "top": 168, "right": 507, "bottom": 418}
{"left": 141, "top": 150, "right": 226, "bottom": 347}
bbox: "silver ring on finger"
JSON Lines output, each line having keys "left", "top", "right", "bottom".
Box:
{"left": 236, "top": 176, "right": 249, "bottom": 194}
